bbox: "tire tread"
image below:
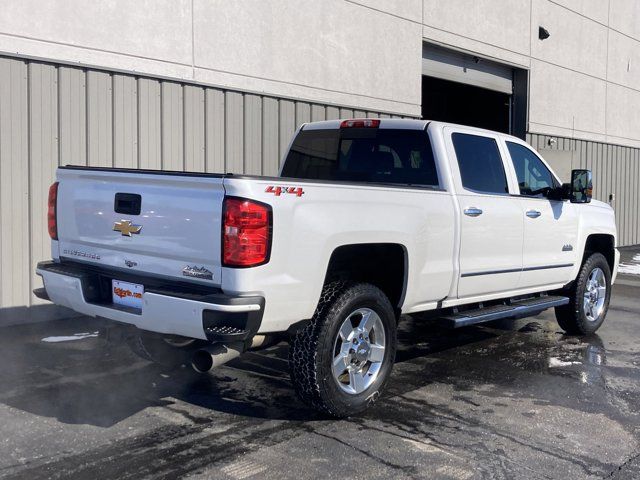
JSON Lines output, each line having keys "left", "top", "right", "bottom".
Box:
{"left": 555, "top": 252, "right": 611, "bottom": 335}
{"left": 289, "top": 281, "right": 396, "bottom": 417}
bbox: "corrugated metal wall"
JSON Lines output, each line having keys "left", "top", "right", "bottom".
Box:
{"left": 528, "top": 133, "right": 640, "bottom": 248}
{"left": 1, "top": 54, "right": 637, "bottom": 317}
{"left": 0, "top": 56, "right": 403, "bottom": 313}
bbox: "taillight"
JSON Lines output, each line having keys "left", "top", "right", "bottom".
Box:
{"left": 340, "top": 118, "right": 380, "bottom": 128}
{"left": 48, "top": 182, "right": 59, "bottom": 240}
{"left": 222, "top": 197, "right": 271, "bottom": 267}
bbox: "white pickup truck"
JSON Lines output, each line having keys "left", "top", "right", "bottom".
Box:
{"left": 36, "top": 119, "right": 619, "bottom": 417}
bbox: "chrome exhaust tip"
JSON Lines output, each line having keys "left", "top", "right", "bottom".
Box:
{"left": 191, "top": 342, "right": 243, "bottom": 373}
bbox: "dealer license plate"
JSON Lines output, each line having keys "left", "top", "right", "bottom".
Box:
{"left": 112, "top": 280, "right": 144, "bottom": 310}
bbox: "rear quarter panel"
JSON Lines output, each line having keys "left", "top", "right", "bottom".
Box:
{"left": 222, "top": 177, "right": 457, "bottom": 333}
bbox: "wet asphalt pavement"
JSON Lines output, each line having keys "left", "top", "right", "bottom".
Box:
{"left": 1, "top": 282, "right": 640, "bottom": 479}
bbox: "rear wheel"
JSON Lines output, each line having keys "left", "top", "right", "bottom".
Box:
{"left": 555, "top": 252, "right": 611, "bottom": 335}
{"left": 127, "top": 331, "right": 203, "bottom": 369}
{"left": 289, "top": 282, "right": 397, "bottom": 418}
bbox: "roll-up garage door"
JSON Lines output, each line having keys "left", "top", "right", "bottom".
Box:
{"left": 422, "top": 43, "right": 513, "bottom": 94}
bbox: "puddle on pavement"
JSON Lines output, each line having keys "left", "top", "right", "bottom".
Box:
{"left": 395, "top": 315, "right": 618, "bottom": 392}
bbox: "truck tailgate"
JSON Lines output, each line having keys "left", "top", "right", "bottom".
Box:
{"left": 55, "top": 167, "right": 225, "bottom": 286}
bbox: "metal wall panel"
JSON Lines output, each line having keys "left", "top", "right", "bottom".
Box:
{"left": 631, "top": 149, "right": 640, "bottom": 243}
{"left": 138, "top": 78, "right": 161, "bottom": 170}
{"left": 340, "top": 108, "right": 354, "bottom": 119}
{"left": 0, "top": 58, "right": 29, "bottom": 309}
{"left": 28, "top": 63, "right": 58, "bottom": 306}
{"left": 326, "top": 106, "right": 340, "bottom": 120}
{"left": 87, "top": 71, "right": 113, "bottom": 167}
{"left": 113, "top": 74, "right": 138, "bottom": 169}
{"left": 278, "top": 100, "right": 295, "bottom": 161}
{"left": 225, "top": 91, "right": 244, "bottom": 173}
{"left": 530, "top": 133, "right": 640, "bottom": 247}
{"left": 262, "top": 97, "right": 280, "bottom": 175}
{"left": 205, "top": 89, "right": 225, "bottom": 174}
{"left": 161, "top": 82, "right": 184, "bottom": 171}
{"left": 58, "top": 67, "right": 86, "bottom": 166}
{"left": 295, "top": 102, "right": 311, "bottom": 128}
{"left": 184, "top": 85, "right": 205, "bottom": 173}
{"left": 613, "top": 146, "right": 622, "bottom": 240}
{"left": 244, "top": 94, "right": 262, "bottom": 175}
{"left": 3, "top": 53, "right": 638, "bottom": 317}
{"left": 311, "top": 105, "right": 326, "bottom": 122}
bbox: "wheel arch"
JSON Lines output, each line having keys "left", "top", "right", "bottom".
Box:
{"left": 583, "top": 233, "right": 615, "bottom": 273}
{"left": 322, "top": 243, "right": 408, "bottom": 316}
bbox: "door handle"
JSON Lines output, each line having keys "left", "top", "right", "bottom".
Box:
{"left": 526, "top": 210, "right": 541, "bottom": 218}
{"left": 464, "top": 207, "right": 483, "bottom": 217}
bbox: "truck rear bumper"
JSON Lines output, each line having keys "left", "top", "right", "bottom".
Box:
{"left": 36, "top": 261, "right": 264, "bottom": 342}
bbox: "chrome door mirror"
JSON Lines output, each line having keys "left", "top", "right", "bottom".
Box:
{"left": 570, "top": 169, "right": 592, "bottom": 203}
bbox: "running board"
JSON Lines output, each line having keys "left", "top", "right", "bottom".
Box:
{"left": 437, "top": 295, "right": 570, "bottom": 329}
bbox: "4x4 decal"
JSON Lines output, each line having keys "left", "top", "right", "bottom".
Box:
{"left": 265, "top": 186, "right": 305, "bottom": 197}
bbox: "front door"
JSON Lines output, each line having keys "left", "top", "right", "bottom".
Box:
{"left": 503, "top": 140, "right": 579, "bottom": 289}
{"left": 446, "top": 129, "right": 524, "bottom": 299}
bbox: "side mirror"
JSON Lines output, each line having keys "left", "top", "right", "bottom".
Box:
{"left": 567, "top": 169, "right": 592, "bottom": 203}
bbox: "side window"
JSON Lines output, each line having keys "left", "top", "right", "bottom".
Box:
{"left": 452, "top": 133, "right": 508, "bottom": 194}
{"left": 506, "top": 142, "right": 556, "bottom": 196}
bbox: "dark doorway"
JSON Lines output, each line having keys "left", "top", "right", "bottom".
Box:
{"left": 421, "top": 76, "right": 511, "bottom": 134}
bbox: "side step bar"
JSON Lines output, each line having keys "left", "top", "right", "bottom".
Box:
{"left": 437, "top": 295, "right": 570, "bottom": 329}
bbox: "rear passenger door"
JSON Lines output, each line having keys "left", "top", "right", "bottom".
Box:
{"left": 445, "top": 128, "right": 524, "bottom": 299}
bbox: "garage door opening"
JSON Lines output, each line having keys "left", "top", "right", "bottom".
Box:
{"left": 422, "top": 76, "right": 510, "bottom": 133}
{"left": 421, "top": 43, "right": 527, "bottom": 138}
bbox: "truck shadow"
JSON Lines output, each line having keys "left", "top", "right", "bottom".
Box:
{"left": 0, "top": 314, "right": 610, "bottom": 427}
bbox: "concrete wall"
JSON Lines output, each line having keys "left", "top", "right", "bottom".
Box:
{"left": 422, "top": 0, "right": 640, "bottom": 149}
{"left": 2, "top": 1, "right": 638, "bottom": 146}
{"left": 0, "top": 0, "right": 423, "bottom": 116}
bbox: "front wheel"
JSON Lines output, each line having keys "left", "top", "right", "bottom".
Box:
{"left": 555, "top": 252, "right": 611, "bottom": 335}
{"left": 289, "top": 282, "right": 397, "bottom": 418}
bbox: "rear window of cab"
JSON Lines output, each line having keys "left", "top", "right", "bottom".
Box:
{"left": 281, "top": 128, "right": 439, "bottom": 187}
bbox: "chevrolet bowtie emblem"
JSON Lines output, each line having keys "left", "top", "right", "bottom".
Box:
{"left": 113, "top": 219, "right": 142, "bottom": 237}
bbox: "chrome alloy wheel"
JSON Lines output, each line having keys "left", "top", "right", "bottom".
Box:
{"left": 332, "top": 308, "right": 386, "bottom": 395}
{"left": 583, "top": 267, "right": 607, "bottom": 322}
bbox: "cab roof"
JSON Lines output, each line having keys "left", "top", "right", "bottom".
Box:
{"left": 301, "top": 118, "right": 525, "bottom": 144}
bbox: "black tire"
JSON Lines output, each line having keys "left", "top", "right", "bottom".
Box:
{"left": 289, "top": 282, "right": 397, "bottom": 418}
{"left": 127, "top": 331, "right": 203, "bottom": 369}
{"left": 555, "top": 252, "right": 611, "bottom": 335}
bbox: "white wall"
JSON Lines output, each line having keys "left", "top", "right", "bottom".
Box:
{"left": 0, "top": 0, "right": 638, "bottom": 143}
{"left": 421, "top": 0, "right": 640, "bottom": 148}
{"left": 0, "top": 0, "right": 422, "bottom": 116}
{"left": 192, "top": 1, "right": 422, "bottom": 115}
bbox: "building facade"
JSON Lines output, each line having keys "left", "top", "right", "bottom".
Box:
{"left": 0, "top": 0, "right": 639, "bottom": 320}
